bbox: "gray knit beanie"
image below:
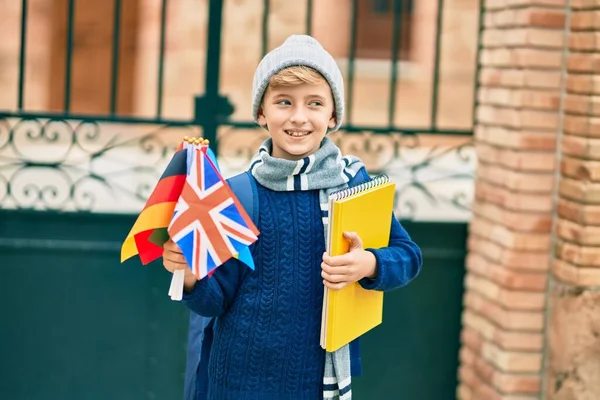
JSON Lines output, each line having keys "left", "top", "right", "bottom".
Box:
{"left": 251, "top": 34, "right": 345, "bottom": 133}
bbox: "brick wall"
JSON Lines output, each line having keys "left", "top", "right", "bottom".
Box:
{"left": 545, "top": 1, "right": 600, "bottom": 399}
{"left": 462, "top": 0, "right": 600, "bottom": 398}
{"left": 458, "top": 0, "right": 567, "bottom": 399}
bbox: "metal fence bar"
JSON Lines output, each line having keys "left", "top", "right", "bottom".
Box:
{"left": 261, "top": 0, "right": 270, "bottom": 57}
{"left": 305, "top": 0, "right": 313, "bottom": 35}
{"left": 430, "top": 0, "right": 444, "bottom": 130}
{"left": 345, "top": 0, "right": 358, "bottom": 126}
{"left": 388, "top": 0, "right": 402, "bottom": 127}
{"left": 17, "top": 0, "right": 28, "bottom": 110}
{"left": 156, "top": 0, "right": 168, "bottom": 117}
{"left": 201, "top": 0, "right": 226, "bottom": 154}
{"left": 110, "top": 0, "right": 122, "bottom": 115}
{"left": 64, "top": 0, "right": 76, "bottom": 112}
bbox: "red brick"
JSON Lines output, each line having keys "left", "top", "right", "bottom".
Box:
{"left": 556, "top": 240, "right": 600, "bottom": 267}
{"left": 478, "top": 87, "right": 512, "bottom": 106}
{"left": 559, "top": 177, "right": 600, "bottom": 204}
{"left": 571, "top": 0, "right": 600, "bottom": 11}
{"left": 475, "top": 125, "right": 557, "bottom": 151}
{"left": 566, "top": 74, "right": 600, "bottom": 95}
{"left": 483, "top": 27, "right": 564, "bottom": 49}
{"left": 470, "top": 217, "right": 551, "bottom": 251}
{"left": 482, "top": 29, "right": 506, "bottom": 48}
{"left": 476, "top": 142, "right": 556, "bottom": 172}
{"left": 468, "top": 234, "right": 550, "bottom": 271}
{"left": 479, "top": 68, "right": 562, "bottom": 90}
{"left": 557, "top": 197, "right": 600, "bottom": 225}
{"left": 465, "top": 291, "right": 545, "bottom": 330}
{"left": 564, "top": 94, "right": 600, "bottom": 116}
{"left": 513, "top": 48, "right": 563, "bottom": 69}
{"left": 481, "top": 341, "right": 543, "bottom": 373}
{"left": 465, "top": 271, "right": 547, "bottom": 310}
{"left": 519, "top": 8, "right": 566, "bottom": 29}
{"left": 515, "top": 90, "right": 560, "bottom": 110}
{"left": 489, "top": 9, "right": 518, "bottom": 28}
{"left": 567, "top": 53, "right": 600, "bottom": 73}
{"left": 474, "top": 353, "right": 496, "bottom": 383}
{"left": 493, "top": 371, "right": 541, "bottom": 394}
{"left": 524, "top": 70, "right": 562, "bottom": 89}
{"left": 496, "top": 331, "right": 544, "bottom": 352}
{"left": 462, "top": 325, "right": 485, "bottom": 353}
{"left": 561, "top": 156, "right": 600, "bottom": 181}
{"left": 556, "top": 217, "right": 600, "bottom": 245}
{"left": 563, "top": 115, "right": 600, "bottom": 137}
{"left": 463, "top": 310, "right": 545, "bottom": 351}
{"left": 553, "top": 259, "right": 600, "bottom": 286}
{"left": 570, "top": 10, "right": 600, "bottom": 30}
{"left": 476, "top": 163, "right": 555, "bottom": 193}
{"left": 570, "top": 32, "right": 600, "bottom": 52}
{"left": 473, "top": 202, "right": 552, "bottom": 232}
{"left": 475, "top": 180, "right": 554, "bottom": 212}
{"left": 562, "top": 135, "right": 600, "bottom": 159}
{"left": 467, "top": 253, "right": 548, "bottom": 291}
{"left": 480, "top": 49, "right": 513, "bottom": 67}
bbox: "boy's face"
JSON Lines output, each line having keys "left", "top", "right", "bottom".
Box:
{"left": 258, "top": 79, "right": 336, "bottom": 161}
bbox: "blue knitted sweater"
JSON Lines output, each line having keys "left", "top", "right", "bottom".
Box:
{"left": 182, "top": 183, "right": 422, "bottom": 400}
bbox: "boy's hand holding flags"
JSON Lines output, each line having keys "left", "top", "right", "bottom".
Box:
{"left": 120, "top": 136, "right": 259, "bottom": 300}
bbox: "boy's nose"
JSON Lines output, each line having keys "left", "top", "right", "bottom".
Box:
{"left": 290, "top": 110, "right": 307, "bottom": 124}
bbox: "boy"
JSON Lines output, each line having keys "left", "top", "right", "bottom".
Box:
{"left": 162, "top": 34, "right": 422, "bottom": 400}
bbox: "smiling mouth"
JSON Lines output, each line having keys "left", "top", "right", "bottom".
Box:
{"left": 285, "top": 130, "right": 311, "bottom": 137}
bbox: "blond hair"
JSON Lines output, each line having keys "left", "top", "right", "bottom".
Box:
{"left": 269, "top": 66, "right": 326, "bottom": 87}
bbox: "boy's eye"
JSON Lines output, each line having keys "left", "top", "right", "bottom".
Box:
{"left": 309, "top": 101, "right": 322, "bottom": 107}
{"left": 276, "top": 100, "right": 291, "bottom": 105}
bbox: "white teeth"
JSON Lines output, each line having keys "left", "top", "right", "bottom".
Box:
{"left": 287, "top": 131, "right": 309, "bottom": 137}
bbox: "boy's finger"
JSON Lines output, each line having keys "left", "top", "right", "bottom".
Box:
{"left": 323, "top": 280, "right": 349, "bottom": 290}
{"left": 163, "top": 251, "right": 187, "bottom": 264}
{"left": 163, "top": 260, "right": 187, "bottom": 273}
{"left": 322, "top": 252, "right": 351, "bottom": 266}
{"left": 321, "top": 262, "right": 349, "bottom": 275}
{"left": 321, "top": 271, "right": 346, "bottom": 283}
{"left": 164, "top": 239, "right": 183, "bottom": 253}
{"left": 343, "top": 231, "right": 363, "bottom": 250}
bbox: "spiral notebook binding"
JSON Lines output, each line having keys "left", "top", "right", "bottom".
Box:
{"left": 330, "top": 174, "right": 390, "bottom": 201}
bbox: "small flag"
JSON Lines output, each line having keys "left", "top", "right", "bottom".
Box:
{"left": 167, "top": 143, "right": 259, "bottom": 280}
{"left": 120, "top": 143, "right": 187, "bottom": 264}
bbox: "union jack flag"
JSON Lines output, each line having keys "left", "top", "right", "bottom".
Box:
{"left": 167, "top": 147, "right": 259, "bottom": 279}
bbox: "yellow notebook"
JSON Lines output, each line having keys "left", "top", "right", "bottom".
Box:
{"left": 320, "top": 175, "right": 396, "bottom": 352}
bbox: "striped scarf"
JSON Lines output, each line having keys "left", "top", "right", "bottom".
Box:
{"left": 249, "top": 137, "right": 364, "bottom": 400}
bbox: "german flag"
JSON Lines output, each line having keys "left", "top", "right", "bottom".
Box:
{"left": 120, "top": 144, "right": 187, "bottom": 264}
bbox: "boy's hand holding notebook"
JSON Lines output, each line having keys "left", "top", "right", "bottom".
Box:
{"left": 320, "top": 175, "right": 396, "bottom": 352}
{"left": 321, "top": 231, "right": 377, "bottom": 290}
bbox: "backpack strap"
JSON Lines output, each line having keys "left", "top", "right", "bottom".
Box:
{"left": 349, "top": 167, "right": 370, "bottom": 187}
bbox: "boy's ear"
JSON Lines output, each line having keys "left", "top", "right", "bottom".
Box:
{"left": 257, "top": 106, "right": 267, "bottom": 127}
{"left": 328, "top": 112, "right": 336, "bottom": 129}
